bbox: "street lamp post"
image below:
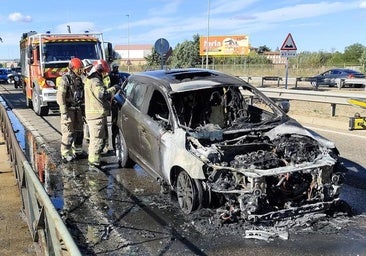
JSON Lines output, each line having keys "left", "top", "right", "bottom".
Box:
{"left": 126, "top": 14, "right": 130, "bottom": 72}
{"left": 206, "top": 0, "right": 210, "bottom": 69}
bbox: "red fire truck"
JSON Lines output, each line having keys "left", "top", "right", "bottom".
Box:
{"left": 20, "top": 31, "right": 113, "bottom": 116}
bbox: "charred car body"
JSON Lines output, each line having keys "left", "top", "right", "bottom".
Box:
{"left": 114, "top": 69, "right": 344, "bottom": 221}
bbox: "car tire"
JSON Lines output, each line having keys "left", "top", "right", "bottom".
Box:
{"left": 176, "top": 170, "right": 203, "bottom": 214}
{"left": 32, "top": 90, "right": 49, "bottom": 116}
{"left": 115, "top": 129, "right": 134, "bottom": 168}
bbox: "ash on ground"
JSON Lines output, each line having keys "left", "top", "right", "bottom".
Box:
{"left": 177, "top": 199, "right": 353, "bottom": 242}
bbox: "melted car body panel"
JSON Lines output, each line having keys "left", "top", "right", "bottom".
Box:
{"left": 116, "top": 68, "right": 344, "bottom": 220}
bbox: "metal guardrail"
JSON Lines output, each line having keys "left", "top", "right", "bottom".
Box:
{"left": 261, "top": 76, "right": 282, "bottom": 87}
{"left": 256, "top": 87, "right": 366, "bottom": 116}
{"left": 0, "top": 99, "right": 81, "bottom": 256}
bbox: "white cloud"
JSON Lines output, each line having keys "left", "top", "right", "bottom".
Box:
{"left": 8, "top": 12, "right": 32, "bottom": 22}
{"left": 360, "top": 1, "right": 366, "bottom": 8}
{"left": 147, "top": 0, "right": 182, "bottom": 16}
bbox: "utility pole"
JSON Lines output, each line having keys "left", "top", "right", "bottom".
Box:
{"left": 126, "top": 14, "right": 130, "bottom": 72}
{"left": 205, "top": 0, "right": 210, "bottom": 69}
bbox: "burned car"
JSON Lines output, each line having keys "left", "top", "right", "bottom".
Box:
{"left": 114, "top": 69, "right": 344, "bottom": 221}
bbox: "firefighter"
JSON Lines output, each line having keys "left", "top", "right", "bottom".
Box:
{"left": 81, "top": 59, "right": 93, "bottom": 143}
{"left": 56, "top": 57, "right": 87, "bottom": 162}
{"left": 109, "top": 63, "right": 123, "bottom": 150}
{"left": 84, "top": 59, "right": 120, "bottom": 171}
{"left": 109, "top": 63, "right": 122, "bottom": 86}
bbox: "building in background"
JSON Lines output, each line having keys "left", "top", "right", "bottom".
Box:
{"left": 114, "top": 44, "right": 153, "bottom": 67}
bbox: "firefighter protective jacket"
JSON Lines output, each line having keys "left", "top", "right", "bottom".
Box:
{"left": 84, "top": 73, "right": 117, "bottom": 120}
{"left": 56, "top": 71, "right": 84, "bottom": 114}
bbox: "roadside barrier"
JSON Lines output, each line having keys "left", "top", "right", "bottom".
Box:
{"left": 0, "top": 97, "right": 81, "bottom": 256}
{"left": 255, "top": 87, "right": 366, "bottom": 116}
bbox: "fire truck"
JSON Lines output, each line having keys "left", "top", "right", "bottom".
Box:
{"left": 19, "top": 31, "right": 113, "bottom": 116}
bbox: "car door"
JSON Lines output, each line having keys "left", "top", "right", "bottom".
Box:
{"left": 119, "top": 79, "right": 149, "bottom": 160}
{"left": 328, "top": 69, "right": 341, "bottom": 85}
{"left": 134, "top": 89, "right": 171, "bottom": 179}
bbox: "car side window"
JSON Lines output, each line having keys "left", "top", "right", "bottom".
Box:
{"left": 123, "top": 80, "right": 135, "bottom": 99}
{"left": 147, "top": 90, "right": 169, "bottom": 120}
{"left": 130, "top": 83, "right": 147, "bottom": 110}
{"left": 123, "top": 81, "right": 147, "bottom": 111}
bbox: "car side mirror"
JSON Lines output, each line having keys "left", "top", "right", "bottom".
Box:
{"left": 276, "top": 100, "right": 290, "bottom": 113}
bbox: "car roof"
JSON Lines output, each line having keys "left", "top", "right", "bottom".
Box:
{"left": 131, "top": 68, "right": 248, "bottom": 93}
{"left": 329, "top": 68, "right": 362, "bottom": 73}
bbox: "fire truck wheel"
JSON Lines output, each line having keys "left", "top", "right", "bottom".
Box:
{"left": 32, "top": 90, "right": 49, "bottom": 116}
{"left": 25, "top": 95, "right": 33, "bottom": 109}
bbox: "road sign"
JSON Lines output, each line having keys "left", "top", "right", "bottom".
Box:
{"left": 154, "top": 38, "right": 170, "bottom": 55}
{"left": 280, "top": 33, "right": 297, "bottom": 58}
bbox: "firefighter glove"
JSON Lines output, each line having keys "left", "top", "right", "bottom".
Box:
{"left": 113, "top": 84, "right": 121, "bottom": 91}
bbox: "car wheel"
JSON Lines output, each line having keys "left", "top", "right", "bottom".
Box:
{"left": 32, "top": 90, "right": 49, "bottom": 116}
{"left": 115, "top": 129, "right": 134, "bottom": 168}
{"left": 176, "top": 170, "right": 203, "bottom": 214}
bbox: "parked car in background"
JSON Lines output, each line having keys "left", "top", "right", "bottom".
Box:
{"left": 113, "top": 68, "right": 344, "bottom": 221}
{"left": 7, "top": 67, "right": 22, "bottom": 88}
{"left": 310, "top": 68, "right": 366, "bottom": 88}
{"left": 118, "top": 71, "right": 130, "bottom": 83}
{"left": 0, "top": 68, "right": 11, "bottom": 83}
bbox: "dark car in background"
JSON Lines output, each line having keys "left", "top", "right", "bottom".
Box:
{"left": 0, "top": 68, "right": 11, "bottom": 83}
{"left": 118, "top": 71, "right": 130, "bottom": 83}
{"left": 114, "top": 68, "right": 344, "bottom": 221}
{"left": 310, "top": 68, "right": 366, "bottom": 87}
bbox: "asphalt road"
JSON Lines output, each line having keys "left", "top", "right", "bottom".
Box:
{"left": 1, "top": 83, "right": 366, "bottom": 256}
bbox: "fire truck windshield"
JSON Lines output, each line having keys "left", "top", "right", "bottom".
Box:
{"left": 43, "top": 42, "right": 102, "bottom": 62}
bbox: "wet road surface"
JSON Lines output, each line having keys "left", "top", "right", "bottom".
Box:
{"left": 1, "top": 83, "right": 366, "bottom": 255}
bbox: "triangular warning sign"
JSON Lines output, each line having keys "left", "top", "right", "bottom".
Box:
{"left": 280, "top": 33, "right": 297, "bottom": 51}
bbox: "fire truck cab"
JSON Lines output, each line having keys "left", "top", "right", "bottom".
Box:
{"left": 20, "top": 31, "right": 113, "bottom": 116}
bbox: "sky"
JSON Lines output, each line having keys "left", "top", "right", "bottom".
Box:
{"left": 1, "top": 0, "right": 366, "bottom": 60}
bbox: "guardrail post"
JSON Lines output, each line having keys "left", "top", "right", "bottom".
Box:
{"left": 331, "top": 103, "right": 336, "bottom": 117}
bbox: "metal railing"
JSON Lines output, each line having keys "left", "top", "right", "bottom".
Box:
{"left": 256, "top": 87, "right": 366, "bottom": 116}
{"left": 0, "top": 98, "right": 81, "bottom": 256}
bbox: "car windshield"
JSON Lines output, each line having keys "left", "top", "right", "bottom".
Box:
{"left": 42, "top": 42, "right": 102, "bottom": 62}
{"left": 171, "top": 85, "right": 284, "bottom": 130}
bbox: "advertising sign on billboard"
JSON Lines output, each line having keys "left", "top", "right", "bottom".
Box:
{"left": 199, "top": 35, "right": 250, "bottom": 56}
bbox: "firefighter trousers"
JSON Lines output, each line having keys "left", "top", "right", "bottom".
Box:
{"left": 87, "top": 116, "right": 108, "bottom": 165}
{"left": 60, "top": 108, "right": 84, "bottom": 157}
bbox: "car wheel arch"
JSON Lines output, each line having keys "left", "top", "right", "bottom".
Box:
{"left": 171, "top": 166, "right": 210, "bottom": 213}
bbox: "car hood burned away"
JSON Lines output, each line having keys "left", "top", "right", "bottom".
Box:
{"left": 116, "top": 69, "right": 344, "bottom": 222}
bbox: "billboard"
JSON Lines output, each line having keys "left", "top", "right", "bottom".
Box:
{"left": 199, "top": 35, "right": 250, "bottom": 56}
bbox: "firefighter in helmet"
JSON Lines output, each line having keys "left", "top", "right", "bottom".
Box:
{"left": 84, "top": 59, "right": 120, "bottom": 171}
{"left": 108, "top": 62, "right": 123, "bottom": 150}
{"left": 56, "top": 57, "right": 86, "bottom": 162}
{"left": 109, "top": 63, "right": 122, "bottom": 86}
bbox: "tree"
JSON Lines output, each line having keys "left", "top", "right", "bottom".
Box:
{"left": 359, "top": 49, "right": 366, "bottom": 72}
{"left": 144, "top": 47, "right": 161, "bottom": 67}
{"left": 343, "top": 43, "right": 365, "bottom": 64}
{"left": 169, "top": 34, "right": 201, "bottom": 68}
{"left": 256, "top": 45, "right": 271, "bottom": 54}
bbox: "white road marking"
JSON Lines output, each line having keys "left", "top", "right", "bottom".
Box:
{"left": 305, "top": 125, "right": 366, "bottom": 140}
